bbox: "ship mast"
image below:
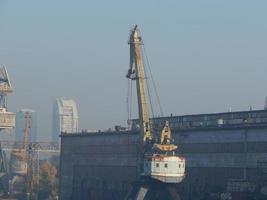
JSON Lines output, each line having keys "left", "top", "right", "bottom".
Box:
{"left": 127, "top": 25, "right": 152, "bottom": 144}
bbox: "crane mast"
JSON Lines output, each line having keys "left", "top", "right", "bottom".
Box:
{"left": 127, "top": 25, "right": 152, "bottom": 144}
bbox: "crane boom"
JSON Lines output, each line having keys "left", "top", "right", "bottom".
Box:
{"left": 127, "top": 25, "right": 152, "bottom": 143}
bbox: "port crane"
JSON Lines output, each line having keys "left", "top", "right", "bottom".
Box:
{"left": 125, "top": 25, "right": 185, "bottom": 200}
{"left": 9, "top": 112, "right": 39, "bottom": 199}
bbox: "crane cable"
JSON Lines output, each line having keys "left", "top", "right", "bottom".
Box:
{"left": 142, "top": 48, "right": 155, "bottom": 119}
{"left": 126, "top": 79, "right": 133, "bottom": 128}
{"left": 142, "top": 40, "right": 164, "bottom": 117}
{"left": 126, "top": 29, "right": 164, "bottom": 130}
{"left": 137, "top": 29, "right": 156, "bottom": 119}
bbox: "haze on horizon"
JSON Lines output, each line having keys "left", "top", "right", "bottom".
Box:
{"left": 0, "top": 0, "right": 267, "bottom": 141}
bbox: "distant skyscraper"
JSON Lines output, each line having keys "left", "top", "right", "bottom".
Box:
{"left": 52, "top": 98, "right": 78, "bottom": 142}
{"left": 265, "top": 97, "right": 267, "bottom": 110}
{"left": 15, "top": 109, "right": 37, "bottom": 142}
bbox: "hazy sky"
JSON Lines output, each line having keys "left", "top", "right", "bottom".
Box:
{"left": 0, "top": 1, "right": 267, "bottom": 140}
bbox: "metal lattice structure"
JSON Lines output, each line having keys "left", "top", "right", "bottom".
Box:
{"left": 1, "top": 141, "right": 60, "bottom": 153}
{"left": 0, "top": 144, "right": 7, "bottom": 177}
{"left": 0, "top": 65, "right": 15, "bottom": 196}
{"left": 0, "top": 65, "right": 15, "bottom": 129}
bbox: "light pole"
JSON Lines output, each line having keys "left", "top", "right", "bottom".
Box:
{"left": 27, "top": 192, "right": 30, "bottom": 200}
{"left": 8, "top": 179, "right": 12, "bottom": 197}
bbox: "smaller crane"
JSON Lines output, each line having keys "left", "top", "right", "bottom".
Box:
{"left": 9, "top": 112, "right": 38, "bottom": 199}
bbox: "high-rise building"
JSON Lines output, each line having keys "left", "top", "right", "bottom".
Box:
{"left": 52, "top": 98, "right": 78, "bottom": 142}
{"left": 15, "top": 109, "right": 37, "bottom": 142}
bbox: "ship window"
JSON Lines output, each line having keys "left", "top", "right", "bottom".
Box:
{"left": 179, "top": 164, "right": 181, "bottom": 168}
{"left": 164, "top": 163, "right": 168, "bottom": 168}
{"left": 156, "top": 163, "right": 159, "bottom": 168}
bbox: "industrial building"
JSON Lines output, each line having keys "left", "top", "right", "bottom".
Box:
{"left": 52, "top": 98, "right": 79, "bottom": 142}
{"left": 60, "top": 109, "right": 267, "bottom": 200}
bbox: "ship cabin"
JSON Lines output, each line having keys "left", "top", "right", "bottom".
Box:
{"left": 143, "top": 154, "right": 185, "bottom": 183}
